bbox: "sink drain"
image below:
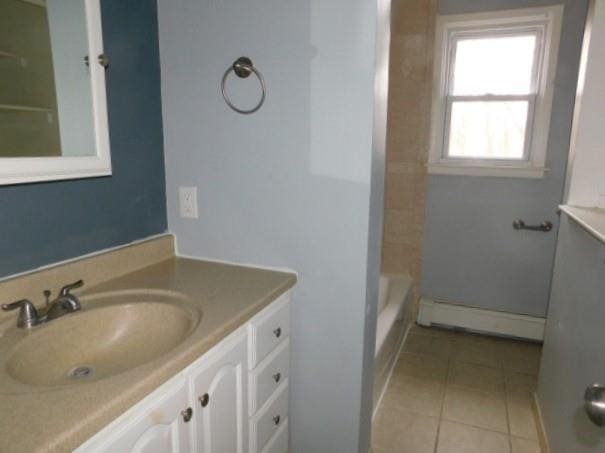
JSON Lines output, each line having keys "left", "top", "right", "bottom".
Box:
{"left": 67, "top": 365, "right": 94, "bottom": 380}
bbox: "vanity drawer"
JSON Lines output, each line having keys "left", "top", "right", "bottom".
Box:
{"left": 261, "top": 419, "right": 288, "bottom": 453}
{"left": 249, "top": 338, "right": 290, "bottom": 415}
{"left": 249, "top": 293, "right": 290, "bottom": 369}
{"left": 250, "top": 382, "right": 289, "bottom": 453}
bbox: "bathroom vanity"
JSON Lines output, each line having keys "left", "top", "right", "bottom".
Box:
{"left": 0, "top": 235, "right": 296, "bottom": 452}
{"left": 76, "top": 290, "right": 291, "bottom": 453}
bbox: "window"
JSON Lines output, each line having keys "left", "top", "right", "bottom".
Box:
{"left": 429, "top": 7, "right": 563, "bottom": 178}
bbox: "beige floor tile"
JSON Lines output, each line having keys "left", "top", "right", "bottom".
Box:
{"left": 499, "top": 341, "right": 542, "bottom": 376}
{"left": 510, "top": 437, "right": 541, "bottom": 453}
{"left": 452, "top": 336, "right": 502, "bottom": 369}
{"left": 442, "top": 386, "right": 508, "bottom": 433}
{"left": 448, "top": 362, "right": 504, "bottom": 396}
{"left": 409, "top": 324, "right": 464, "bottom": 341}
{"left": 402, "top": 333, "right": 453, "bottom": 362}
{"left": 381, "top": 375, "right": 446, "bottom": 417}
{"left": 504, "top": 372, "right": 537, "bottom": 399}
{"left": 391, "top": 352, "right": 448, "bottom": 383}
{"left": 372, "top": 406, "right": 439, "bottom": 452}
{"left": 507, "top": 397, "right": 539, "bottom": 440}
{"left": 436, "top": 421, "right": 510, "bottom": 453}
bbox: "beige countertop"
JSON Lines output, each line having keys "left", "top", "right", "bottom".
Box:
{"left": 559, "top": 205, "right": 605, "bottom": 245}
{"left": 0, "top": 256, "right": 296, "bottom": 453}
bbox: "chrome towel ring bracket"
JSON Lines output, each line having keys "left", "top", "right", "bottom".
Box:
{"left": 221, "top": 57, "right": 266, "bottom": 115}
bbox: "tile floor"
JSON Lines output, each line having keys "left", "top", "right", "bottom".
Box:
{"left": 372, "top": 324, "right": 543, "bottom": 453}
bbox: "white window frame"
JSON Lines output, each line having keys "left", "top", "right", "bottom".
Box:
{"left": 428, "top": 6, "right": 564, "bottom": 178}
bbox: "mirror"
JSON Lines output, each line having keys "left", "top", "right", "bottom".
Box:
{"left": 0, "top": 0, "right": 110, "bottom": 184}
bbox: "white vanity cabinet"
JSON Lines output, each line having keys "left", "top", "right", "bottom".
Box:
{"left": 189, "top": 331, "right": 248, "bottom": 453}
{"left": 74, "top": 378, "right": 193, "bottom": 453}
{"left": 247, "top": 297, "right": 290, "bottom": 453}
{"left": 75, "top": 291, "right": 291, "bottom": 453}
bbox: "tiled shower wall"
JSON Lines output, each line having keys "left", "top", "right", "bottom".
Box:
{"left": 381, "top": 0, "right": 436, "bottom": 312}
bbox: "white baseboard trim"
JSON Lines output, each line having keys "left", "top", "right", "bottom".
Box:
{"left": 417, "top": 298, "right": 545, "bottom": 341}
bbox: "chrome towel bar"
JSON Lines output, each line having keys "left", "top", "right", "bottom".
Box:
{"left": 512, "top": 219, "right": 553, "bottom": 232}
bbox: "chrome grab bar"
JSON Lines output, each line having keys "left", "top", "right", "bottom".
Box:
{"left": 512, "top": 219, "right": 553, "bottom": 232}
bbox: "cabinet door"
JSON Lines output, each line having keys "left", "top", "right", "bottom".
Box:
{"left": 76, "top": 378, "right": 192, "bottom": 453}
{"left": 191, "top": 332, "right": 248, "bottom": 453}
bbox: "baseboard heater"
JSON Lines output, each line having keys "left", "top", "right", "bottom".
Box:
{"left": 417, "top": 298, "right": 546, "bottom": 341}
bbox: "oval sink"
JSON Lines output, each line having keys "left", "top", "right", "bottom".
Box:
{"left": 5, "top": 299, "right": 199, "bottom": 388}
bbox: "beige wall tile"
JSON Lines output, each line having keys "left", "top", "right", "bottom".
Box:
{"left": 381, "top": 242, "right": 419, "bottom": 274}
{"left": 442, "top": 386, "right": 509, "bottom": 433}
{"left": 384, "top": 209, "right": 416, "bottom": 245}
{"left": 382, "top": 0, "right": 436, "bottom": 323}
{"left": 391, "top": 0, "right": 432, "bottom": 36}
{"left": 437, "top": 421, "right": 511, "bottom": 453}
{"left": 384, "top": 171, "right": 415, "bottom": 210}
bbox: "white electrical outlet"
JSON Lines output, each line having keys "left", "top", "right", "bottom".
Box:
{"left": 179, "top": 186, "right": 198, "bottom": 219}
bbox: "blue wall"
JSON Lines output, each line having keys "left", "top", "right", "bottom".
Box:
{"left": 538, "top": 214, "right": 605, "bottom": 452}
{"left": 157, "top": 0, "right": 385, "bottom": 450}
{"left": 421, "top": 0, "right": 589, "bottom": 317}
{"left": 0, "top": 0, "right": 167, "bottom": 278}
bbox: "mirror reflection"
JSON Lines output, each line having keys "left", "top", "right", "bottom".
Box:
{"left": 0, "top": 0, "right": 96, "bottom": 158}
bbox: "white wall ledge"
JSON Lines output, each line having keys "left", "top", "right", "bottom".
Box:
{"left": 559, "top": 205, "right": 605, "bottom": 245}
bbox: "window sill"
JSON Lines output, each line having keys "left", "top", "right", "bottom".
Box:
{"left": 427, "top": 163, "right": 548, "bottom": 179}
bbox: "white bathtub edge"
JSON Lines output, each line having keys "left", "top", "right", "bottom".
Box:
{"left": 372, "top": 322, "right": 412, "bottom": 421}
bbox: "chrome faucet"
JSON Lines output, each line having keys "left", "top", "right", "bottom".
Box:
{"left": 44, "top": 280, "right": 84, "bottom": 322}
{"left": 1, "top": 279, "right": 84, "bottom": 329}
{"left": 0, "top": 299, "right": 40, "bottom": 329}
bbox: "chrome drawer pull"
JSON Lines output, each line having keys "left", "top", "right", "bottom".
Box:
{"left": 181, "top": 407, "right": 193, "bottom": 422}
{"left": 199, "top": 393, "right": 210, "bottom": 407}
{"left": 273, "top": 372, "right": 281, "bottom": 383}
{"left": 273, "top": 327, "right": 282, "bottom": 338}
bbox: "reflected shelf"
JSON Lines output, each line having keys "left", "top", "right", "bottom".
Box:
{"left": 0, "top": 51, "right": 28, "bottom": 68}
{"left": 0, "top": 51, "right": 19, "bottom": 59}
{"left": 17, "top": 0, "right": 46, "bottom": 7}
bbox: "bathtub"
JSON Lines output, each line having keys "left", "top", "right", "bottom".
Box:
{"left": 373, "top": 273, "right": 413, "bottom": 415}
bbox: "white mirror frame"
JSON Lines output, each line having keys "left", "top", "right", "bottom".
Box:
{"left": 0, "top": 0, "right": 111, "bottom": 185}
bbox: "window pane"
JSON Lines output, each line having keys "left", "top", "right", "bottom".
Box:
{"left": 448, "top": 101, "right": 528, "bottom": 159}
{"left": 452, "top": 35, "right": 537, "bottom": 95}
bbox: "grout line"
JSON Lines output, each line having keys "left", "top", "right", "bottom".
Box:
{"left": 434, "top": 335, "right": 456, "bottom": 453}
{"left": 382, "top": 326, "right": 537, "bottom": 452}
{"left": 504, "top": 362, "right": 514, "bottom": 453}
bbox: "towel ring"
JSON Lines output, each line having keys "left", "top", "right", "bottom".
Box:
{"left": 221, "top": 57, "right": 266, "bottom": 115}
